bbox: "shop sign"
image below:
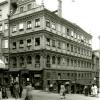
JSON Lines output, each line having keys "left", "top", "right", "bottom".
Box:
{"left": 34, "top": 74, "right": 41, "bottom": 77}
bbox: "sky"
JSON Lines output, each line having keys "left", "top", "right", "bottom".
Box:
{"left": 37, "top": 0, "right": 100, "bottom": 50}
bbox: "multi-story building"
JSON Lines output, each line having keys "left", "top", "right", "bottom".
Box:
{"left": 8, "top": 0, "right": 95, "bottom": 93}
{"left": 92, "top": 51, "right": 99, "bottom": 88}
{"left": 0, "top": 0, "right": 9, "bottom": 86}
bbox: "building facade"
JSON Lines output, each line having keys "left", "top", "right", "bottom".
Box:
{"left": 6, "top": 0, "right": 95, "bottom": 93}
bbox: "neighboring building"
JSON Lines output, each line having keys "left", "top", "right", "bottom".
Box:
{"left": 0, "top": 0, "right": 9, "bottom": 67}
{"left": 8, "top": 0, "right": 94, "bottom": 93}
{"left": 92, "top": 51, "right": 99, "bottom": 88}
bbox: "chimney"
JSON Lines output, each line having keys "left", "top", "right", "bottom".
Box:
{"left": 58, "top": 0, "right": 62, "bottom": 17}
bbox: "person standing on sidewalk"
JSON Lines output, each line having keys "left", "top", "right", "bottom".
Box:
{"left": 60, "top": 84, "right": 66, "bottom": 99}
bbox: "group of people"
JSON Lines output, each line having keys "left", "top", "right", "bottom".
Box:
{"left": 0, "top": 82, "right": 34, "bottom": 100}
{"left": 84, "top": 84, "right": 98, "bottom": 97}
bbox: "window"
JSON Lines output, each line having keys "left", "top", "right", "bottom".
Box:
{"left": 58, "top": 41, "right": 61, "bottom": 49}
{"left": 27, "top": 56, "right": 32, "bottom": 64}
{"left": 75, "top": 46, "right": 77, "bottom": 53}
{"left": 19, "top": 23, "right": 24, "bottom": 31}
{"left": 46, "top": 38, "right": 50, "bottom": 46}
{"left": 35, "top": 18, "right": 40, "bottom": 27}
{"left": 27, "top": 39, "right": 32, "bottom": 46}
{"left": 67, "top": 59, "right": 69, "bottom": 66}
{"left": 20, "top": 57, "right": 24, "bottom": 66}
{"left": 0, "top": 24, "right": 3, "bottom": 31}
{"left": 12, "top": 25, "right": 17, "bottom": 32}
{"left": 57, "top": 57, "right": 61, "bottom": 65}
{"left": 12, "top": 42, "right": 16, "bottom": 49}
{"left": 67, "top": 43, "right": 70, "bottom": 51}
{"left": 71, "top": 59, "right": 73, "bottom": 66}
{"left": 52, "top": 40, "right": 56, "bottom": 47}
{"left": 12, "top": 57, "right": 17, "bottom": 67}
{"left": 4, "top": 23, "right": 8, "bottom": 30}
{"left": 71, "top": 45, "right": 73, "bottom": 52}
{"left": 51, "top": 22, "right": 56, "bottom": 29}
{"left": 35, "top": 38, "right": 40, "bottom": 46}
{"left": 20, "top": 7, "right": 24, "bottom": 13}
{"left": 46, "top": 20, "right": 50, "bottom": 27}
{"left": 71, "top": 30, "right": 74, "bottom": 37}
{"left": 27, "top": 21, "right": 32, "bottom": 29}
{"left": 19, "top": 40, "right": 24, "bottom": 47}
{"left": 27, "top": 4, "right": 31, "bottom": 10}
{"left": 52, "top": 56, "right": 56, "bottom": 64}
{"left": 35, "top": 55, "right": 40, "bottom": 64}
{"left": 67, "top": 28, "right": 70, "bottom": 36}
{"left": 47, "top": 55, "right": 50, "bottom": 64}
{"left": 0, "top": 10, "right": 2, "bottom": 18}
{"left": 78, "top": 47, "right": 80, "bottom": 54}
{"left": 2, "top": 40, "right": 8, "bottom": 48}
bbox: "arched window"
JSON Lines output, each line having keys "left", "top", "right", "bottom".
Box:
{"left": 52, "top": 56, "right": 55, "bottom": 64}
{"left": 20, "top": 56, "right": 24, "bottom": 66}
{"left": 35, "top": 55, "right": 40, "bottom": 68}
{"left": 27, "top": 56, "right": 32, "bottom": 64}
{"left": 12, "top": 57, "right": 17, "bottom": 67}
{"left": 47, "top": 55, "right": 50, "bottom": 64}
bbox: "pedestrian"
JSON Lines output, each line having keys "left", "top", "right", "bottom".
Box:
{"left": 84, "top": 85, "right": 88, "bottom": 96}
{"left": 10, "top": 83, "right": 14, "bottom": 97}
{"left": 0, "top": 85, "right": 2, "bottom": 100}
{"left": 25, "top": 82, "right": 33, "bottom": 100}
{"left": 13, "top": 82, "right": 20, "bottom": 99}
{"left": 60, "top": 84, "right": 66, "bottom": 99}
{"left": 19, "top": 85, "right": 23, "bottom": 98}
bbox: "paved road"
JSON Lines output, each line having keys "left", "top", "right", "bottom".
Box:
{"left": 3, "top": 90, "right": 100, "bottom": 100}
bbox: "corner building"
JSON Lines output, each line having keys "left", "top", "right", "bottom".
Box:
{"left": 9, "top": 0, "right": 94, "bottom": 93}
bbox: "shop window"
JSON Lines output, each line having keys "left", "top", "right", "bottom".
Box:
{"left": 4, "top": 23, "right": 8, "bottom": 30}
{"left": 46, "top": 20, "right": 50, "bottom": 27}
{"left": 19, "top": 40, "right": 24, "bottom": 48}
{"left": 35, "top": 38, "right": 40, "bottom": 46}
{"left": 46, "top": 38, "right": 50, "bottom": 46}
{"left": 27, "top": 56, "right": 32, "bottom": 64}
{"left": 52, "top": 40, "right": 56, "bottom": 47}
{"left": 12, "top": 25, "right": 17, "bottom": 32}
{"left": 35, "top": 18, "right": 40, "bottom": 27}
{"left": 20, "top": 6, "right": 24, "bottom": 13}
{"left": 0, "top": 24, "right": 3, "bottom": 31}
{"left": 27, "top": 21, "right": 32, "bottom": 29}
{"left": 52, "top": 56, "right": 56, "bottom": 64}
{"left": 27, "top": 39, "right": 32, "bottom": 46}
{"left": 12, "top": 42, "right": 16, "bottom": 49}
{"left": 19, "top": 23, "right": 24, "bottom": 31}
{"left": 58, "top": 73, "right": 61, "bottom": 79}
{"left": 27, "top": 4, "right": 31, "bottom": 10}
{"left": 57, "top": 57, "right": 61, "bottom": 65}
